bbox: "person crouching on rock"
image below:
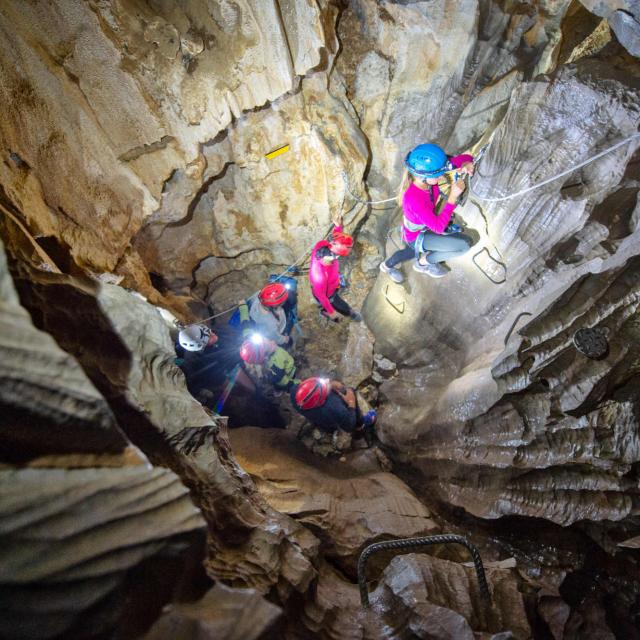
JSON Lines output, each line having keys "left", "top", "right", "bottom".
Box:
{"left": 379, "top": 143, "right": 475, "bottom": 283}
{"left": 290, "top": 377, "right": 376, "bottom": 443}
{"left": 239, "top": 332, "right": 299, "bottom": 391}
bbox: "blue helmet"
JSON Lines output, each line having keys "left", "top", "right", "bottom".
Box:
{"left": 405, "top": 144, "right": 452, "bottom": 178}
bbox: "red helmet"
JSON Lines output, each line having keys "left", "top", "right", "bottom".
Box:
{"left": 329, "top": 231, "right": 353, "bottom": 256}
{"left": 295, "top": 377, "right": 330, "bottom": 410}
{"left": 240, "top": 337, "right": 269, "bottom": 364}
{"left": 259, "top": 282, "right": 289, "bottom": 307}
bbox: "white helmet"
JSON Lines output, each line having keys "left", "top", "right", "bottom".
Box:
{"left": 178, "top": 324, "right": 211, "bottom": 352}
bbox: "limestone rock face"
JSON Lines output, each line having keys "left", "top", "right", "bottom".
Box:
{"left": 142, "top": 583, "right": 282, "bottom": 640}
{"left": 0, "top": 0, "right": 332, "bottom": 273}
{"left": 366, "top": 56, "right": 640, "bottom": 526}
{"left": 0, "top": 467, "right": 205, "bottom": 640}
{"left": 0, "top": 239, "right": 207, "bottom": 640}
{"left": 371, "top": 554, "right": 531, "bottom": 640}
{"left": 580, "top": 1, "right": 640, "bottom": 56}
{"left": 0, "top": 239, "right": 126, "bottom": 462}
{"left": 335, "top": 0, "right": 573, "bottom": 201}
{"left": 135, "top": 73, "right": 369, "bottom": 302}
{"left": 230, "top": 427, "right": 438, "bottom": 573}
{"left": 11, "top": 262, "right": 318, "bottom": 599}
{"left": 291, "top": 554, "right": 530, "bottom": 639}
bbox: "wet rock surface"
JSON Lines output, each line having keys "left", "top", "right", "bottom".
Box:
{"left": 0, "top": 239, "right": 207, "bottom": 640}
{"left": 230, "top": 427, "right": 438, "bottom": 574}
{"left": 366, "top": 56, "right": 640, "bottom": 532}
{"left": 142, "top": 583, "right": 282, "bottom": 640}
{"left": 10, "top": 261, "right": 319, "bottom": 600}
{"left": 290, "top": 554, "right": 531, "bottom": 639}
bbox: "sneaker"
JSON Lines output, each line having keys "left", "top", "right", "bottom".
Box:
{"left": 350, "top": 309, "right": 362, "bottom": 322}
{"left": 413, "top": 261, "right": 448, "bottom": 278}
{"left": 379, "top": 260, "right": 404, "bottom": 284}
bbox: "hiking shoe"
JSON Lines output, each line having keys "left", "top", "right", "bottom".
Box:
{"left": 350, "top": 309, "right": 362, "bottom": 322}
{"left": 379, "top": 260, "right": 404, "bottom": 284}
{"left": 413, "top": 261, "right": 448, "bottom": 278}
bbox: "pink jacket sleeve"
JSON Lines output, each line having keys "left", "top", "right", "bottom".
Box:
{"left": 450, "top": 153, "right": 474, "bottom": 168}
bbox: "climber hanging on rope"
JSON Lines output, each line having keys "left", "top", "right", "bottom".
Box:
{"left": 290, "top": 377, "right": 377, "bottom": 444}
{"left": 379, "top": 143, "right": 475, "bottom": 282}
{"left": 309, "top": 214, "right": 362, "bottom": 323}
{"left": 238, "top": 327, "right": 300, "bottom": 391}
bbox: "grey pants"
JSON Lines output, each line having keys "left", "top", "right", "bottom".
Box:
{"left": 385, "top": 232, "right": 473, "bottom": 267}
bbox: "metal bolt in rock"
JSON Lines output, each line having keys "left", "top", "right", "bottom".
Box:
{"left": 573, "top": 327, "right": 609, "bottom": 359}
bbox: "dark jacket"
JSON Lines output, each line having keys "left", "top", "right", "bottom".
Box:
{"left": 290, "top": 386, "right": 357, "bottom": 433}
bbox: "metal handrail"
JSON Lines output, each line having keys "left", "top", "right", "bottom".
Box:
{"left": 357, "top": 534, "right": 491, "bottom": 608}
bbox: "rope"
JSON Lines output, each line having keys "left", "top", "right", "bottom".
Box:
{"left": 342, "top": 173, "right": 397, "bottom": 205}
{"left": 472, "top": 132, "right": 640, "bottom": 203}
{"left": 357, "top": 534, "right": 491, "bottom": 609}
{"left": 190, "top": 224, "right": 334, "bottom": 326}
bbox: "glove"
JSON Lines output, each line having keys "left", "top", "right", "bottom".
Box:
{"left": 363, "top": 410, "right": 377, "bottom": 427}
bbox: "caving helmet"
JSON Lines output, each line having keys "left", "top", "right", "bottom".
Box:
{"left": 178, "top": 324, "right": 212, "bottom": 352}
{"left": 239, "top": 334, "right": 269, "bottom": 364}
{"left": 295, "top": 377, "right": 330, "bottom": 410}
{"left": 405, "top": 143, "right": 452, "bottom": 179}
{"left": 259, "top": 282, "right": 289, "bottom": 307}
{"left": 329, "top": 231, "right": 354, "bottom": 256}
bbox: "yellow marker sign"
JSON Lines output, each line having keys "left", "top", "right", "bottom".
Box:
{"left": 265, "top": 144, "right": 290, "bottom": 160}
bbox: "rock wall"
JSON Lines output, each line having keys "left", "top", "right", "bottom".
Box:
{"left": 367, "top": 54, "right": 640, "bottom": 528}
{"left": 0, "top": 238, "right": 207, "bottom": 640}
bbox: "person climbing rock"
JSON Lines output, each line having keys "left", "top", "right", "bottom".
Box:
{"left": 309, "top": 216, "right": 362, "bottom": 323}
{"left": 379, "top": 143, "right": 475, "bottom": 283}
{"left": 248, "top": 282, "right": 295, "bottom": 346}
{"left": 290, "top": 377, "right": 376, "bottom": 443}
{"left": 239, "top": 332, "right": 299, "bottom": 391}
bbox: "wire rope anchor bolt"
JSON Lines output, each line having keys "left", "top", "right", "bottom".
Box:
{"left": 357, "top": 534, "right": 492, "bottom": 609}
{"left": 573, "top": 327, "right": 609, "bottom": 359}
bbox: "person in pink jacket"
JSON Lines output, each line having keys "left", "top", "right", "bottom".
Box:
{"left": 380, "top": 143, "right": 475, "bottom": 283}
{"left": 309, "top": 217, "right": 362, "bottom": 323}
